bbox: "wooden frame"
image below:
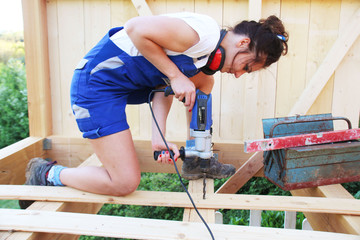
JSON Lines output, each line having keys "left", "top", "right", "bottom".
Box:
{"left": 0, "top": 0, "right": 359, "bottom": 239}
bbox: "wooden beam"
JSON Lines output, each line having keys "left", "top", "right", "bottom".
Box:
{"left": 289, "top": 8, "right": 360, "bottom": 116}
{"left": 45, "top": 136, "right": 94, "bottom": 168}
{"left": 45, "top": 136, "right": 257, "bottom": 175}
{"left": 0, "top": 137, "right": 44, "bottom": 185}
{"left": 21, "top": 0, "right": 52, "bottom": 137}
{"left": 1, "top": 154, "right": 104, "bottom": 240}
{"left": 2, "top": 185, "right": 360, "bottom": 215}
{"left": 2, "top": 209, "right": 360, "bottom": 240}
{"left": 183, "top": 179, "right": 215, "bottom": 223}
{"left": 292, "top": 185, "right": 360, "bottom": 235}
{"left": 216, "top": 151, "right": 263, "bottom": 193}
{"left": 131, "top": 0, "right": 152, "bottom": 16}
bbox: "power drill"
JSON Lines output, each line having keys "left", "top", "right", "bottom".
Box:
{"left": 153, "top": 86, "right": 214, "bottom": 178}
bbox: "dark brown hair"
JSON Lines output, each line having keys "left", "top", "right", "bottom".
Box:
{"left": 230, "top": 15, "right": 289, "bottom": 67}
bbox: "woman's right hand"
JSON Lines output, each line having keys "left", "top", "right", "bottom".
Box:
{"left": 170, "top": 74, "right": 196, "bottom": 111}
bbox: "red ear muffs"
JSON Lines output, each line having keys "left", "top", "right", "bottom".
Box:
{"left": 201, "top": 30, "right": 227, "bottom": 75}
{"left": 208, "top": 47, "right": 225, "bottom": 71}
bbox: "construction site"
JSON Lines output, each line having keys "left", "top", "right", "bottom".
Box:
{"left": 1, "top": 0, "right": 360, "bottom": 239}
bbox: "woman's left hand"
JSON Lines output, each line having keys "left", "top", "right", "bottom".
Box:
{"left": 152, "top": 141, "right": 180, "bottom": 164}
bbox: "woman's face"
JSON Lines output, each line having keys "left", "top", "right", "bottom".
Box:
{"left": 222, "top": 51, "right": 265, "bottom": 78}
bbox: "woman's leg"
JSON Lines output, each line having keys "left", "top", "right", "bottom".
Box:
{"left": 60, "top": 129, "right": 141, "bottom": 196}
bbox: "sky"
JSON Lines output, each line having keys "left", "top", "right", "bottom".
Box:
{"left": 0, "top": 0, "right": 23, "bottom": 33}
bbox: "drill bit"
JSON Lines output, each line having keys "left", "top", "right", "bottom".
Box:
{"left": 203, "top": 173, "right": 206, "bottom": 199}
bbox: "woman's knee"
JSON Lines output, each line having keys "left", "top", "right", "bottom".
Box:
{"left": 110, "top": 172, "right": 141, "bottom": 196}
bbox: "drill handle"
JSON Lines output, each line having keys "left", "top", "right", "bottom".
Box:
{"left": 153, "top": 147, "right": 185, "bottom": 161}
{"left": 163, "top": 86, "right": 185, "bottom": 103}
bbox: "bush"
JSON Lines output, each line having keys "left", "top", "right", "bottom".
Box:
{"left": 0, "top": 58, "right": 28, "bottom": 149}
{"left": 0, "top": 32, "right": 25, "bottom": 63}
{"left": 342, "top": 182, "right": 360, "bottom": 199}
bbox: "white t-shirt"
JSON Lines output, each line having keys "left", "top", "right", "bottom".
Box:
{"left": 110, "top": 12, "right": 220, "bottom": 68}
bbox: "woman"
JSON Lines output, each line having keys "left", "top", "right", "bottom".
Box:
{"left": 21, "top": 12, "right": 288, "bottom": 201}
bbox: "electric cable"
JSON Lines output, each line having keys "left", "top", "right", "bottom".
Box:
{"left": 148, "top": 89, "right": 215, "bottom": 240}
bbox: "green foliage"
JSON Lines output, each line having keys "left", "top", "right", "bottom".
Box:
{"left": 261, "top": 211, "right": 285, "bottom": 228}
{"left": 0, "top": 58, "right": 29, "bottom": 149}
{"left": 342, "top": 182, "right": 360, "bottom": 199}
{"left": 222, "top": 209, "right": 249, "bottom": 226}
{"left": 0, "top": 31, "right": 28, "bottom": 149}
{"left": 0, "top": 32, "right": 25, "bottom": 64}
{"left": 235, "top": 177, "right": 291, "bottom": 196}
{"left": 0, "top": 200, "right": 20, "bottom": 209}
{"left": 137, "top": 172, "right": 188, "bottom": 192}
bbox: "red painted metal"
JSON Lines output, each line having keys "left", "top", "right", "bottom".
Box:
{"left": 244, "top": 128, "right": 360, "bottom": 153}
{"left": 267, "top": 175, "right": 360, "bottom": 191}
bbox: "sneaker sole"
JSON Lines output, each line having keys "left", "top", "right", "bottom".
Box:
{"left": 19, "top": 158, "right": 48, "bottom": 209}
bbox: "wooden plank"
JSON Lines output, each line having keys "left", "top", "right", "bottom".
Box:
{"left": 110, "top": 0, "right": 138, "bottom": 28}
{"left": 21, "top": 0, "right": 52, "bottom": 137}
{"left": 250, "top": 210, "right": 262, "bottom": 226}
{"left": 46, "top": 0, "right": 62, "bottom": 136}
{"left": 1, "top": 209, "right": 360, "bottom": 240}
{"left": 220, "top": 0, "right": 247, "bottom": 142}
{"left": 0, "top": 201, "right": 101, "bottom": 240}
{"left": 216, "top": 152, "right": 263, "bottom": 193}
{"left": 276, "top": 0, "right": 311, "bottom": 116}
{"left": 2, "top": 154, "right": 104, "bottom": 240}
{"left": 3, "top": 185, "right": 360, "bottom": 215}
{"left": 284, "top": 211, "right": 297, "bottom": 229}
{"left": 56, "top": 0, "right": 86, "bottom": 137}
{"left": 292, "top": 184, "right": 360, "bottom": 235}
{"left": 183, "top": 179, "right": 215, "bottom": 223}
{"left": 306, "top": 0, "right": 340, "bottom": 115}
{"left": 131, "top": 0, "right": 152, "bottom": 16}
{"left": 244, "top": 128, "right": 360, "bottom": 153}
{"left": 45, "top": 136, "right": 94, "bottom": 168}
{"left": 44, "top": 136, "right": 256, "bottom": 175}
{"left": 289, "top": 7, "right": 360, "bottom": 116}
{"left": 84, "top": 0, "right": 111, "bottom": 53}
{"left": 0, "top": 137, "right": 43, "bottom": 185}
{"left": 249, "top": 0, "right": 262, "bottom": 20}
{"left": 332, "top": 1, "right": 360, "bottom": 130}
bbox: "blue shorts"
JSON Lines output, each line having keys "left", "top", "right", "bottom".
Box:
{"left": 70, "top": 56, "right": 158, "bottom": 139}
{"left": 70, "top": 61, "right": 129, "bottom": 139}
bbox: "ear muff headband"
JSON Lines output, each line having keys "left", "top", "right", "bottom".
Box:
{"left": 201, "top": 29, "right": 228, "bottom": 75}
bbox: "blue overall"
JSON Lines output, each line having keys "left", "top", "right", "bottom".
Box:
{"left": 71, "top": 27, "right": 202, "bottom": 139}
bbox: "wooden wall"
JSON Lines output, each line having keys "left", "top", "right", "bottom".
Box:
{"left": 44, "top": 0, "right": 360, "bottom": 143}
